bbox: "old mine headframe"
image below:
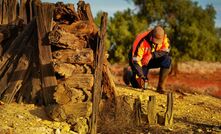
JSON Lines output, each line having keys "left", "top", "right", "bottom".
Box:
{"left": 0, "top": 0, "right": 116, "bottom": 133}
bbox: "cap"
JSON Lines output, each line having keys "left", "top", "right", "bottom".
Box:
{"left": 152, "top": 26, "right": 164, "bottom": 45}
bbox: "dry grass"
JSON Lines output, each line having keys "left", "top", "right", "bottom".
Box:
{"left": 178, "top": 60, "right": 221, "bottom": 74}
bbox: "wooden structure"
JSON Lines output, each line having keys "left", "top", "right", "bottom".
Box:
{"left": 164, "top": 92, "right": 174, "bottom": 127}
{"left": 0, "top": 0, "right": 115, "bottom": 133}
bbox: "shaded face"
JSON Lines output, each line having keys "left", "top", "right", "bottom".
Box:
{"left": 152, "top": 26, "right": 164, "bottom": 45}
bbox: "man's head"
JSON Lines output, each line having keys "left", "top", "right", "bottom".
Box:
{"left": 152, "top": 26, "right": 164, "bottom": 45}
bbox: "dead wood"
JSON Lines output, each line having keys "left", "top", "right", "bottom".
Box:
{"left": 91, "top": 12, "right": 108, "bottom": 134}
{"left": 1, "top": 0, "right": 9, "bottom": 24}
{"left": 54, "top": 84, "right": 86, "bottom": 105}
{"left": 0, "top": 19, "right": 35, "bottom": 86}
{"left": 53, "top": 2, "right": 79, "bottom": 24}
{"left": 58, "top": 74, "right": 94, "bottom": 90}
{"left": 53, "top": 62, "right": 91, "bottom": 78}
{"left": 46, "top": 102, "right": 92, "bottom": 122}
{"left": 0, "top": 0, "right": 2, "bottom": 24}
{"left": 48, "top": 29, "right": 87, "bottom": 49}
{"left": 1, "top": 49, "right": 32, "bottom": 103}
{"left": 33, "top": 0, "right": 57, "bottom": 105}
{"left": 52, "top": 49, "right": 94, "bottom": 65}
{"left": 58, "top": 20, "right": 98, "bottom": 36}
{"left": 8, "top": 0, "right": 17, "bottom": 23}
{"left": 19, "top": 0, "right": 27, "bottom": 24}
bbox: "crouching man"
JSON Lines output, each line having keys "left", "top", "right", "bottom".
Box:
{"left": 127, "top": 25, "right": 171, "bottom": 94}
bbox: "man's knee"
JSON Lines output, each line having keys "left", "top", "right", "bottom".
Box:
{"left": 161, "top": 55, "right": 172, "bottom": 68}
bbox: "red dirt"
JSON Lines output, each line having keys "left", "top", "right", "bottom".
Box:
{"left": 110, "top": 63, "right": 221, "bottom": 99}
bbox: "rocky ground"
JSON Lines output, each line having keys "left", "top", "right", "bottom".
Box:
{"left": 0, "top": 61, "right": 221, "bottom": 134}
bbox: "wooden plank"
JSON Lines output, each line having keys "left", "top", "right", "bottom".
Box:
{"left": 0, "top": 19, "right": 35, "bottom": 80}
{"left": 164, "top": 92, "right": 174, "bottom": 127}
{"left": 1, "top": 50, "right": 31, "bottom": 103}
{"left": 90, "top": 12, "right": 107, "bottom": 134}
{"left": 53, "top": 62, "right": 91, "bottom": 78}
{"left": 147, "top": 96, "right": 157, "bottom": 125}
{"left": 52, "top": 49, "right": 94, "bottom": 65}
{"left": 8, "top": 0, "right": 17, "bottom": 23}
{"left": 33, "top": 0, "right": 57, "bottom": 105}
{"left": 134, "top": 98, "right": 142, "bottom": 126}
{"left": 102, "top": 61, "right": 117, "bottom": 100}
{"left": 2, "top": 0, "right": 9, "bottom": 24}
{"left": 48, "top": 29, "right": 87, "bottom": 49}
{"left": 19, "top": 0, "right": 27, "bottom": 24}
{"left": 0, "top": 0, "right": 3, "bottom": 24}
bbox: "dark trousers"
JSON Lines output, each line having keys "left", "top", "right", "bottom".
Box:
{"left": 130, "top": 54, "right": 171, "bottom": 88}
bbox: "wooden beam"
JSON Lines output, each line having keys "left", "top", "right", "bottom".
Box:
{"left": 8, "top": 0, "right": 17, "bottom": 23}
{"left": 164, "top": 92, "right": 174, "bottom": 127}
{"left": 147, "top": 96, "right": 157, "bottom": 125}
{"left": 2, "top": 0, "right": 9, "bottom": 24}
{"left": 134, "top": 98, "right": 142, "bottom": 126}
{"left": 0, "top": 19, "right": 35, "bottom": 81}
{"left": 1, "top": 50, "right": 31, "bottom": 103}
{"left": 33, "top": 0, "right": 57, "bottom": 105}
{"left": 0, "top": 0, "right": 2, "bottom": 24}
{"left": 19, "top": 0, "right": 27, "bottom": 24}
{"left": 90, "top": 12, "right": 107, "bottom": 134}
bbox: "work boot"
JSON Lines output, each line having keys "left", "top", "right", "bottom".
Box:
{"left": 156, "top": 67, "right": 171, "bottom": 94}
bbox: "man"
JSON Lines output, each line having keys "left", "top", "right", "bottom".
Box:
{"left": 128, "top": 25, "right": 171, "bottom": 94}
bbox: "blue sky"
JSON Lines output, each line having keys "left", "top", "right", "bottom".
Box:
{"left": 42, "top": 0, "right": 221, "bottom": 27}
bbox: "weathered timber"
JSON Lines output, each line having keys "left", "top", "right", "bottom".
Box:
{"left": 0, "top": 25, "right": 21, "bottom": 56}
{"left": 0, "top": 32, "right": 4, "bottom": 43}
{"left": 164, "top": 92, "right": 174, "bottom": 127}
{"left": 19, "top": 0, "right": 27, "bottom": 24}
{"left": 53, "top": 62, "right": 91, "bottom": 78}
{"left": 48, "top": 29, "right": 87, "bottom": 49}
{"left": 2, "top": 0, "right": 9, "bottom": 24}
{"left": 8, "top": 0, "right": 17, "bottom": 23}
{"left": 102, "top": 60, "right": 117, "bottom": 100}
{"left": 42, "top": 3, "right": 55, "bottom": 32}
{"left": 1, "top": 50, "right": 31, "bottom": 103}
{"left": 58, "top": 74, "right": 94, "bottom": 90}
{"left": 0, "top": 56, "right": 18, "bottom": 96}
{"left": 77, "top": 1, "right": 93, "bottom": 22}
{"left": 0, "top": 25, "right": 32, "bottom": 96}
{"left": 134, "top": 98, "right": 142, "bottom": 126}
{"left": 33, "top": 0, "right": 57, "bottom": 105}
{"left": 0, "top": 19, "right": 35, "bottom": 82}
{"left": 91, "top": 12, "right": 107, "bottom": 134}
{"left": 46, "top": 102, "right": 92, "bottom": 122}
{"left": 147, "top": 96, "right": 157, "bottom": 125}
{"left": 58, "top": 20, "right": 98, "bottom": 36}
{"left": 53, "top": 2, "right": 79, "bottom": 24}
{"left": 54, "top": 84, "right": 86, "bottom": 105}
{"left": 52, "top": 49, "right": 94, "bottom": 65}
{"left": 0, "top": 0, "right": 2, "bottom": 24}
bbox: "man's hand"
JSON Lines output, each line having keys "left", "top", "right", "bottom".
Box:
{"left": 136, "top": 76, "right": 148, "bottom": 88}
